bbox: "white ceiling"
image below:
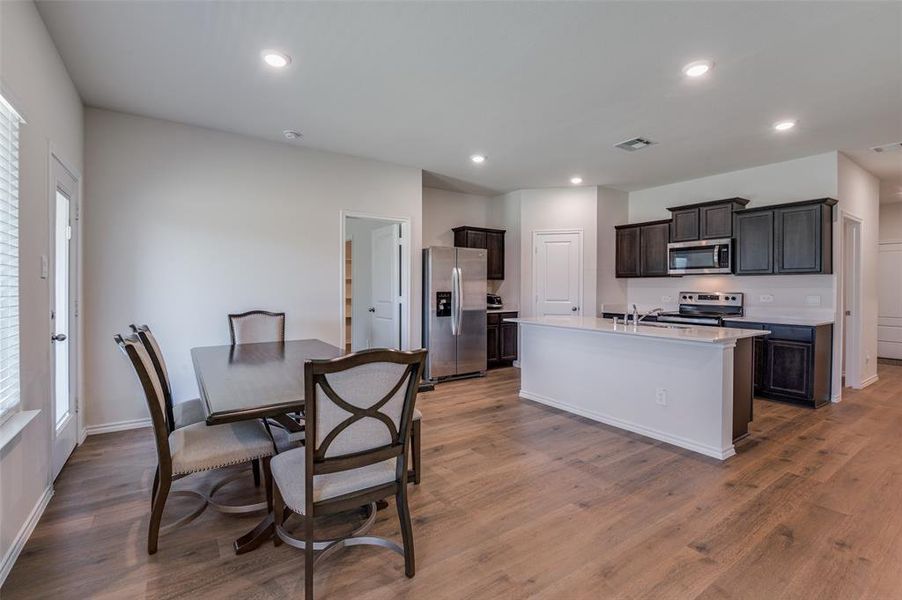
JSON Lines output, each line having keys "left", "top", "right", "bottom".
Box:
{"left": 36, "top": 1, "right": 902, "bottom": 194}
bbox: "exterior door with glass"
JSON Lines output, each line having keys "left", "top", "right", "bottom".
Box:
{"left": 51, "top": 156, "right": 78, "bottom": 479}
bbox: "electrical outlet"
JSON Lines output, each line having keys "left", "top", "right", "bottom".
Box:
{"left": 805, "top": 295, "right": 821, "bottom": 306}
{"left": 655, "top": 388, "right": 667, "bottom": 406}
{"left": 662, "top": 295, "right": 673, "bottom": 303}
{"left": 40, "top": 255, "right": 48, "bottom": 279}
{"left": 759, "top": 294, "right": 774, "bottom": 303}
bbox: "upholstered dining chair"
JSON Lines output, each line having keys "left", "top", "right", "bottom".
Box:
{"left": 115, "top": 333, "right": 279, "bottom": 554}
{"left": 228, "top": 310, "right": 286, "bottom": 345}
{"left": 131, "top": 323, "right": 264, "bottom": 487}
{"left": 270, "top": 348, "right": 427, "bottom": 599}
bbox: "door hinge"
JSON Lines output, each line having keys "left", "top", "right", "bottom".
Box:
{"left": 75, "top": 203, "right": 80, "bottom": 221}
{"left": 74, "top": 300, "right": 79, "bottom": 318}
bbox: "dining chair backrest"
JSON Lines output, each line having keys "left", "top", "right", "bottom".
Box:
{"left": 304, "top": 348, "right": 426, "bottom": 487}
{"left": 114, "top": 333, "right": 172, "bottom": 471}
{"left": 228, "top": 310, "right": 286, "bottom": 345}
{"left": 130, "top": 324, "right": 175, "bottom": 431}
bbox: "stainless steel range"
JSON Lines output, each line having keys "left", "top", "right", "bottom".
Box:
{"left": 656, "top": 291, "right": 744, "bottom": 326}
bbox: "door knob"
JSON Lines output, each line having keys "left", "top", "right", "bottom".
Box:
{"left": 368, "top": 307, "right": 376, "bottom": 313}
{"left": 571, "top": 306, "right": 578, "bottom": 312}
{"left": 51, "top": 333, "right": 67, "bottom": 342}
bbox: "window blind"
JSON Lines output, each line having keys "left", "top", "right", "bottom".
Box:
{"left": 0, "top": 94, "right": 22, "bottom": 423}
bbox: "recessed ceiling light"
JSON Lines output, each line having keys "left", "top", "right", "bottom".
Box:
{"left": 470, "top": 154, "right": 486, "bottom": 164}
{"left": 773, "top": 119, "right": 797, "bottom": 132}
{"left": 682, "top": 59, "right": 714, "bottom": 78}
{"left": 262, "top": 50, "right": 291, "bottom": 68}
{"left": 283, "top": 129, "right": 303, "bottom": 140}
{"left": 570, "top": 176, "right": 583, "bottom": 185}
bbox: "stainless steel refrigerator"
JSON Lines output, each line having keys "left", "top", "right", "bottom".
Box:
{"left": 422, "top": 247, "right": 487, "bottom": 381}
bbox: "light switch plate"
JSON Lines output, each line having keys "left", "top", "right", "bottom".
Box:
{"left": 40, "top": 255, "right": 48, "bottom": 279}
{"left": 759, "top": 294, "right": 774, "bottom": 303}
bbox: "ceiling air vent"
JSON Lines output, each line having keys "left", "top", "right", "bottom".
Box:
{"left": 871, "top": 141, "right": 902, "bottom": 153}
{"left": 615, "top": 137, "right": 657, "bottom": 152}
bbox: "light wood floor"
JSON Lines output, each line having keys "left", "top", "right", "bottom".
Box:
{"left": 5, "top": 363, "right": 902, "bottom": 599}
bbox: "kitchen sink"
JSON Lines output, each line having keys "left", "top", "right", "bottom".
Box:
{"left": 638, "top": 322, "right": 693, "bottom": 330}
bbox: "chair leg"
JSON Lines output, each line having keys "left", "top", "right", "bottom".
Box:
{"left": 410, "top": 419, "right": 421, "bottom": 485}
{"left": 273, "top": 481, "right": 284, "bottom": 547}
{"left": 305, "top": 514, "right": 315, "bottom": 599}
{"left": 261, "top": 457, "right": 273, "bottom": 511}
{"left": 148, "top": 475, "right": 171, "bottom": 555}
{"left": 251, "top": 459, "right": 261, "bottom": 488}
{"left": 151, "top": 466, "right": 160, "bottom": 505}
{"left": 396, "top": 486, "right": 416, "bottom": 578}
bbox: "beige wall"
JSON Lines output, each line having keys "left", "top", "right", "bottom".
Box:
{"left": 83, "top": 108, "right": 422, "bottom": 429}
{"left": 422, "top": 187, "right": 499, "bottom": 247}
{"left": 422, "top": 186, "right": 521, "bottom": 309}
{"left": 0, "top": 0, "right": 84, "bottom": 579}
{"left": 836, "top": 153, "right": 881, "bottom": 388}
{"left": 625, "top": 153, "right": 839, "bottom": 315}
{"left": 518, "top": 187, "right": 597, "bottom": 318}
{"left": 880, "top": 203, "right": 902, "bottom": 242}
{"left": 596, "top": 186, "right": 629, "bottom": 311}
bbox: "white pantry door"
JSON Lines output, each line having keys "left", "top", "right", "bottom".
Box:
{"left": 51, "top": 156, "right": 79, "bottom": 479}
{"left": 534, "top": 231, "right": 582, "bottom": 317}
{"left": 370, "top": 223, "right": 401, "bottom": 348}
{"left": 878, "top": 242, "right": 902, "bottom": 359}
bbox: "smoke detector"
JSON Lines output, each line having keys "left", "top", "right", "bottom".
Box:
{"left": 871, "top": 141, "right": 902, "bottom": 153}
{"left": 615, "top": 137, "right": 657, "bottom": 152}
{"left": 283, "top": 129, "right": 303, "bottom": 140}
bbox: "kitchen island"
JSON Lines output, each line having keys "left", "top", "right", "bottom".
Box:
{"left": 507, "top": 316, "right": 768, "bottom": 460}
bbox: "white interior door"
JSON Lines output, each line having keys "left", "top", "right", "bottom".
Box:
{"left": 534, "top": 231, "right": 582, "bottom": 317}
{"left": 370, "top": 224, "right": 401, "bottom": 348}
{"left": 878, "top": 242, "right": 902, "bottom": 359}
{"left": 51, "top": 157, "right": 78, "bottom": 479}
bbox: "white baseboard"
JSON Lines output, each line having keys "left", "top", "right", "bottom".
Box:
{"left": 512, "top": 360, "right": 521, "bottom": 369}
{"left": 831, "top": 390, "right": 842, "bottom": 403}
{"left": 78, "top": 427, "right": 88, "bottom": 445}
{"left": 84, "top": 417, "right": 151, "bottom": 436}
{"left": 858, "top": 374, "right": 879, "bottom": 389}
{"left": 0, "top": 485, "right": 53, "bottom": 586}
{"left": 519, "top": 389, "right": 735, "bottom": 461}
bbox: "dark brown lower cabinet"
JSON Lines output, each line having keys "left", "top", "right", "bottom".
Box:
{"left": 488, "top": 311, "right": 518, "bottom": 367}
{"left": 725, "top": 321, "right": 833, "bottom": 408}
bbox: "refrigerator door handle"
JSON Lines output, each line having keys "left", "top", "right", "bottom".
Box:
{"left": 457, "top": 266, "right": 465, "bottom": 336}
{"left": 451, "top": 266, "right": 461, "bottom": 336}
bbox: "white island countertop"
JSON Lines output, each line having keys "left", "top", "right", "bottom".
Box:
{"left": 506, "top": 316, "right": 768, "bottom": 345}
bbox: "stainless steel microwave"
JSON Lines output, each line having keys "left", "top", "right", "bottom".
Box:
{"left": 668, "top": 238, "right": 732, "bottom": 275}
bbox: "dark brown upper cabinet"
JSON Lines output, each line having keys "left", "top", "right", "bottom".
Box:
{"left": 734, "top": 210, "right": 774, "bottom": 274}
{"left": 670, "top": 209, "right": 700, "bottom": 242}
{"left": 667, "top": 198, "right": 749, "bottom": 242}
{"left": 615, "top": 226, "right": 641, "bottom": 277}
{"left": 640, "top": 221, "right": 670, "bottom": 277}
{"left": 615, "top": 219, "right": 670, "bottom": 278}
{"left": 774, "top": 202, "right": 833, "bottom": 274}
{"left": 733, "top": 198, "right": 836, "bottom": 275}
{"left": 453, "top": 226, "right": 505, "bottom": 280}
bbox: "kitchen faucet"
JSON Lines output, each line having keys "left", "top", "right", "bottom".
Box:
{"left": 632, "top": 305, "right": 664, "bottom": 327}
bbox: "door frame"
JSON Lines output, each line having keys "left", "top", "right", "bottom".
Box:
{"left": 532, "top": 229, "right": 584, "bottom": 317}
{"left": 834, "top": 211, "right": 863, "bottom": 398}
{"left": 339, "top": 211, "right": 411, "bottom": 351}
{"left": 47, "top": 146, "right": 82, "bottom": 479}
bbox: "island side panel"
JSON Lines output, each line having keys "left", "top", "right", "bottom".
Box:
{"left": 517, "top": 323, "right": 736, "bottom": 460}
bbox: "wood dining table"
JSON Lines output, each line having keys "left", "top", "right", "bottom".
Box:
{"left": 191, "top": 338, "right": 343, "bottom": 554}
